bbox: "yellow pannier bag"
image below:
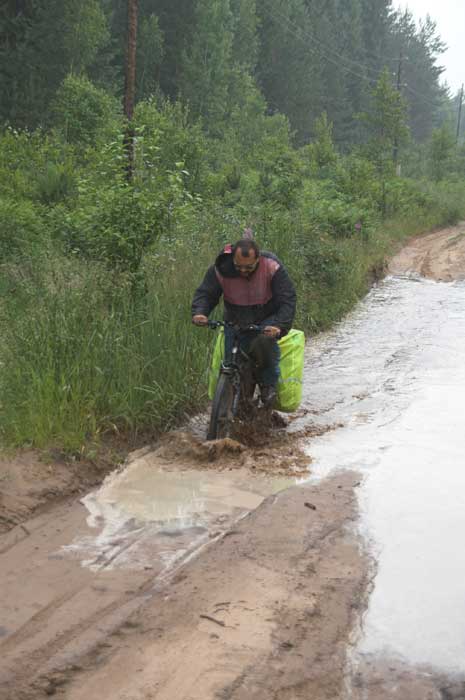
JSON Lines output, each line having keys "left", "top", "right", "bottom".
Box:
{"left": 208, "top": 328, "right": 305, "bottom": 413}
{"left": 276, "top": 329, "right": 305, "bottom": 412}
{"left": 208, "top": 328, "right": 226, "bottom": 401}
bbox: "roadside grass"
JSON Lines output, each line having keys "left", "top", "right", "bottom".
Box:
{"left": 0, "top": 189, "right": 464, "bottom": 453}
{"left": 0, "top": 249, "right": 213, "bottom": 451}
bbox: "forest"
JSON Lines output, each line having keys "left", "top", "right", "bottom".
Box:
{"left": 0, "top": 0, "right": 464, "bottom": 452}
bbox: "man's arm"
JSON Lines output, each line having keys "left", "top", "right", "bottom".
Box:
{"left": 263, "top": 266, "right": 297, "bottom": 333}
{"left": 191, "top": 265, "right": 223, "bottom": 318}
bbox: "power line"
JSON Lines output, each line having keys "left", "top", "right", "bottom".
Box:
{"left": 262, "top": 3, "right": 381, "bottom": 86}
{"left": 403, "top": 84, "right": 441, "bottom": 110}
{"left": 262, "top": 2, "right": 443, "bottom": 112}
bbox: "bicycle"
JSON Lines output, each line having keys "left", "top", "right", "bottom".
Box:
{"left": 205, "top": 320, "right": 267, "bottom": 441}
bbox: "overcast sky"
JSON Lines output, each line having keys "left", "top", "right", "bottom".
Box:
{"left": 394, "top": 0, "right": 464, "bottom": 94}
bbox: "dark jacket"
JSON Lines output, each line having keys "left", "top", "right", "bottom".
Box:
{"left": 191, "top": 246, "right": 297, "bottom": 334}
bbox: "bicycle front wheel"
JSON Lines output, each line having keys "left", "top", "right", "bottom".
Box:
{"left": 207, "top": 373, "right": 236, "bottom": 441}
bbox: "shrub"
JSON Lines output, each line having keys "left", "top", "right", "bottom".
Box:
{"left": 0, "top": 197, "right": 46, "bottom": 260}
{"left": 50, "top": 74, "right": 121, "bottom": 147}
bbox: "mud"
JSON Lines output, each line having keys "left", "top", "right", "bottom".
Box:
{"left": 149, "top": 422, "right": 335, "bottom": 477}
{"left": 389, "top": 222, "right": 465, "bottom": 281}
{"left": 0, "top": 419, "right": 332, "bottom": 538}
{"left": 0, "top": 450, "right": 113, "bottom": 535}
{"left": 6, "top": 471, "right": 367, "bottom": 700}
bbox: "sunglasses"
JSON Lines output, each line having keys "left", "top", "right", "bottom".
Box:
{"left": 234, "top": 261, "right": 258, "bottom": 272}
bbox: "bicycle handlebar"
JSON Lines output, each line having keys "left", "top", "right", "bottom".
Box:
{"left": 206, "top": 320, "right": 263, "bottom": 333}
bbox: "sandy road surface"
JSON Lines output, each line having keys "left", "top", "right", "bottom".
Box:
{"left": 389, "top": 222, "right": 465, "bottom": 281}
{"left": 0, "top": 468, "right": 366, "bottom": 700}
{"left": 1, "top": 224, "right": 465, "bottom": 700}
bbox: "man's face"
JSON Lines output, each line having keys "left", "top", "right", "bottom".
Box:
{"left": 233, "top": 249, "right": 258, "bottom": 278}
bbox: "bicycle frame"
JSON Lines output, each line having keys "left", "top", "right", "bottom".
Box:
{"left": 204, "top": 321, "right": 265, "bottom": 440}
{"left": 209, "top": 320, "right": 262, "bottom": 403}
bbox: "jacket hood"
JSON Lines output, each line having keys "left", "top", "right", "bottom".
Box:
{"left": 215, "top": 244, "right": 236, "bottom": 277}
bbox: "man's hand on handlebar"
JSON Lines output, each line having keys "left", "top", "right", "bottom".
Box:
{"left": 193, "top": 318, "right": 281, "bottom": 337}
{"left": 264, "top": 326, "right": 281, "bottom": 338}
{"left": 192, "top": 314, "right": 208, "bottom": 326}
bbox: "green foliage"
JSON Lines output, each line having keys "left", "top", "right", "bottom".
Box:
{"left": 304, "top": 234, "right": 362, "bottom": 296}
{"left": 50, "top": 74, "right": 121, "bottom": 146}
{"left": 257, "top": 146, "right": 303, "bottom": 210}
{"left": 255, "top": 0, "right": 316, "bottom": 141}
{"left": 58, "top": 176, "right": 191, "bottom": 272}
{"left": 137, "top": 14, "right": 165, "bottom": 101}
{"left": 332, "top": 155, "right": 380, "bottom": 207}
{"left": 0, "top": 0, "right": 111, "bottom": 127}
{"left": 0, "top": 0, "right": 453, "bottom": 145}
{"left": 180, "top": 0, "right": 234, "bottom": 128}
{"left": 429, "top": 125, "right": 457, "bottom": 181}
{"left": 230, "top": 0, "right": 259, "bottom": 70}
{"left": 134, "top": 99, "right": 206, "bottom": 192}
{"left": 63, "top": 0, "right": 110, "bottom": 74}
{"left": 0, "top": 197, "right": 46, "bottom": 261}
{"left": 307, "top": 113, "right": 338, "bottom": 170}
{"left": 362, "top": 69, "right": 410, "bottom": 172}
{"left": 0, "top": 235, "right": 216, "bottom": 450}
{"left": 0, "top": 127, "right": 75, "bottom": 201}
{"left": 36, "top": 162, "right": 76, "bottom": 205}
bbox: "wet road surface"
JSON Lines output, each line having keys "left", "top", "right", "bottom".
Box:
{"left": 301, "top": 273, "right": 465, "bottom": 687}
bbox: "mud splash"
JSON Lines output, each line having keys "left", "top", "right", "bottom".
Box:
{"left": 153, "top": 425, "right": 325, "bottom": 477}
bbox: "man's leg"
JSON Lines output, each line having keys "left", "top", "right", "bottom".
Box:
{"left": 224, "top": 329, "right": 257, "bottom": 365}
{"left": 254, "top": 337, "right": 281, "bottom": 407}
{"left": 223, "top": 326, "right": 234, "bottom": 365}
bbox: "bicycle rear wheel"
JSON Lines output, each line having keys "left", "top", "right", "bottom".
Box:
{"left": 207, "top": 373, "right": 236, "bottom": 441}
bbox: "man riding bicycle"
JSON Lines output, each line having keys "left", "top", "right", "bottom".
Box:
{"left": 191, "top": 232, "right": 297, "bottom": 407}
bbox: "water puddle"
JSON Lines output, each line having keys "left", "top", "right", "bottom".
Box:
{"left": 66, "top": 451, "right": 293, "bottom": 573}
{"left": 300, "top": 275, "right": 465, "bottom": 675}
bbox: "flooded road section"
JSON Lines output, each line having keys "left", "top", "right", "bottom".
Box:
{"left": 301, "top": 273, "right": 465, "bottom": 692}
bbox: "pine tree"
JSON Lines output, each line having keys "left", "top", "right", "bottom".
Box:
{"left": 0, "top": 0, "right": 110, "bottom": 127}
{"left": 256, "top": 0, "right": 319, "bottom": 142}
{"left": 362, "top": 68, "right": 409, "bottom": 213}
{"left": 180, "top": 0, "right": 234, "bottom": 129}
{"left": 63, "top": 0, "right": 109, "bottom": 75}
{"left": 136, "top": 13, "right": 164, "bottom": 100}
{"left": 389, "top": 12, "right": 446, "bottom": 141}
{"left": 230, "top": 0, "right": 258, "bottom": 71}
{"left": 359, "top": 0, "right": 393, "bottom": 73}
{"left": 429, "top": 124, "right": 456, "bottom": 180}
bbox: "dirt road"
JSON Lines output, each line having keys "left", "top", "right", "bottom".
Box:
{"left": 1, "top": 223, "right": 465, "bottom": 700}
{"left": 389, "top": 222, "right": 465, "bottom": 281}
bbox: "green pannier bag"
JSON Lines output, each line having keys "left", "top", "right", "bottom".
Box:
{"left": 208, "top": 328, "right": 305, "bottom": 413}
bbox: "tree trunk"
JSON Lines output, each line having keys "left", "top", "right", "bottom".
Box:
{"left": 124, "top": 0, "right": 138, "bottom": 180}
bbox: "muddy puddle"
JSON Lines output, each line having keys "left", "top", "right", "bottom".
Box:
{"left": 64, "top": 434, "right": 302, "bottom": 575}
{"left": 298, "top": 274, "right": 465, "bottom": 685}
{"left": 62, "top": 403, "right": 335, "bottom": 576}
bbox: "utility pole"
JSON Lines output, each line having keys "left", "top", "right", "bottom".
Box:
{"left": 124, "top": 0, "right": 138, "bottom": 180}
{"left": 456, "top": 84, "right": 464, "bottom": 145}
{"left": 393, "top": 49, "right": 403, "bottom": 174}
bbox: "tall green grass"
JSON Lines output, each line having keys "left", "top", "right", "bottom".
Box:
{"left": 0, "top": 247, "right": 215, "bottom": 450}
